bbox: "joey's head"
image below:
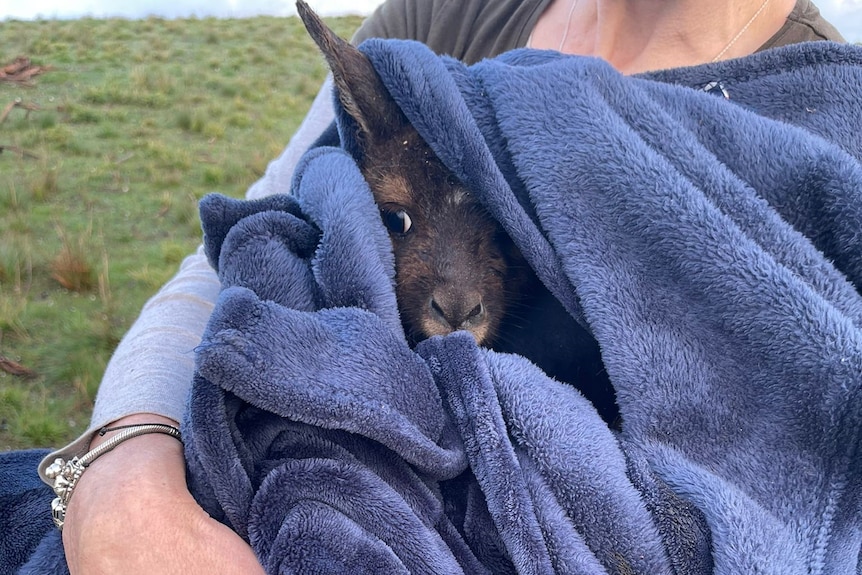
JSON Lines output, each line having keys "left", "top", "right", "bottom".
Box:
{"left": 361, "top": 133, "right": 526, "bottom": 346}
{"left": 297, "top": 1, "right": 526, "bottom": 346}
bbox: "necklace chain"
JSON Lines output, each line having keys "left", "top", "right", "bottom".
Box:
{"left": 558, "top": 0, "right": 581, "bottom": 52}
{"left": 712, "top": 0, "right": 773, "bottom": 62}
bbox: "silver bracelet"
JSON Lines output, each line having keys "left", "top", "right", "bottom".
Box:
{"left": 45, "top": 423, "right": 182, "bottom": 530}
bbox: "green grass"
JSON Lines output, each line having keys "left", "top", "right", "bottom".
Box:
{"left": 0, "top": 15, "right": 362, "bottom": 450}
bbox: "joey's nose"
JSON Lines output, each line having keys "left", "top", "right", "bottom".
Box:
{"left": 429, "top": 289, "right": 486, "bottom": 333}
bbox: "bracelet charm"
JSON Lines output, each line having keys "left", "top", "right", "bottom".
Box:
{"left": 46, "top": 457, "right": 86, "bottom": 530}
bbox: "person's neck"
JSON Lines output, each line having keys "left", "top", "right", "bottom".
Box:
{"left": 530, "top": 0, "right": 797, "bottom": 73}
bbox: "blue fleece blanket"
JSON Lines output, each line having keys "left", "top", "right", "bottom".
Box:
{"left": 185, "top": 40, "right": 862, "bottom": 574}
{"left": 4, "top": 40, "right": 861, "bottom": 575}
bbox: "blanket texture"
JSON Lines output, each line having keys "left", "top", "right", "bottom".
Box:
{"left": 3, "top": 40, "right": 861, "bottom": 574}
{"left": 187, "top": 40, "right": 862, "bottom": 574}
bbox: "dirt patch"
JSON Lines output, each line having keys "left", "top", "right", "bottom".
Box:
{"left": 1, "top": 56, "right": 52, "bottom": 87}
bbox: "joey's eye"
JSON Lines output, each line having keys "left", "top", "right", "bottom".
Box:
{"left": 381, "top": 209, "right": 413, "bottom": 235}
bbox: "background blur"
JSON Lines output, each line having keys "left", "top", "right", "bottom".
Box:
{"left": 0, "top": 11, "right": 362, "bottom": 450}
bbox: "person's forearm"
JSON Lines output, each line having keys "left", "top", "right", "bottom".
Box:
{"left": 62, "top": 413, "right": 266, "bottom": 575}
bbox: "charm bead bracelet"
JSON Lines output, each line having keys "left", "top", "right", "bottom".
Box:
{"left": 45, "top": 423, "right": 182, "bottom": 530}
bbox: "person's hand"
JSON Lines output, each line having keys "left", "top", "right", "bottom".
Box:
{"left": 61, "top": 414, "right": 266, "bottom": 575}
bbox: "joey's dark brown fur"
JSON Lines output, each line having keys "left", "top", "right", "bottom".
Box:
{"left": 297, "top": 0, "right": 527, "bottom": 346}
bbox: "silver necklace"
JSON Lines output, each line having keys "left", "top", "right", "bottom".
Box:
{"left": 712, "top": 0, "right": 773, "bottom": 62}
{"left": 558, "top": 0, "right": 581, "bottom": 52}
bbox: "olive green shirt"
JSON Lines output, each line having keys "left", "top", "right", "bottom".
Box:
{"left": 354, "top": 0, "right": 845, "bottom": 63}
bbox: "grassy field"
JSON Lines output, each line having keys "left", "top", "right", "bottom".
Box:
{"left": 0, "top": 15, "right": 363, "bottom": 450}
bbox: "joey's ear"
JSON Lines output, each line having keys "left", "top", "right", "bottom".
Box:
{"left": 296, "top": 0, "right": 407, "bottom": 144}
